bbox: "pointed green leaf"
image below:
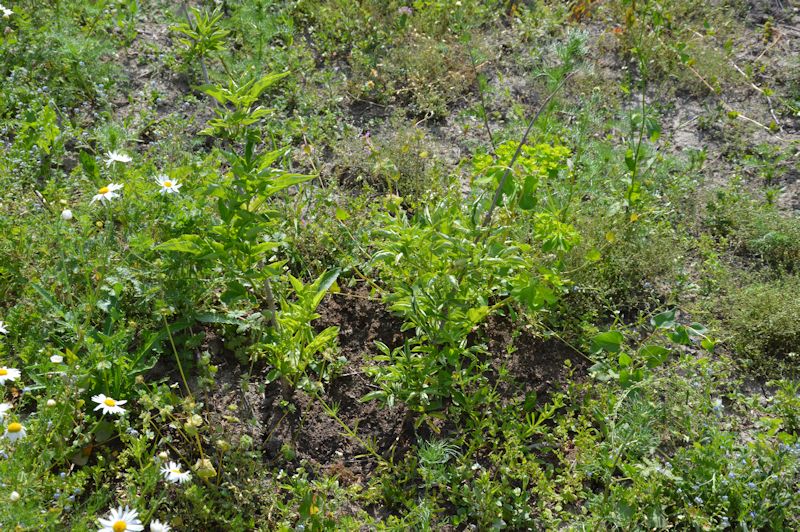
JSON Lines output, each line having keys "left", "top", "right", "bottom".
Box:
{"left": 592, "top": 330, "right": 624, "bottom": 353}
{"left": 651, "top": 309, "right": 676, "bottom": 329}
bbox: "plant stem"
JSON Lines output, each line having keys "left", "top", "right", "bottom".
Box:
{"left": 626, "top": 64, "right": 647, "bottom": 214}
{"left": 162, "top": 313, "right": 192, "bottom": 397}
{"left": 263, "top": 276, "right": 280, "bottom": 331}
{"left": 432, "top": 73, "right": 576, "bottom": 337}
{"left": 479, "top": 71, "right": 575, "bottom": 241}
{"left": 314, "top": 392, "right": 386, "bottom": 465}
{"left": 468, "top": 45, "right": 496, "bottom": 153}
{"left": 179, "top": 3, "right": 211, "bottom": 86}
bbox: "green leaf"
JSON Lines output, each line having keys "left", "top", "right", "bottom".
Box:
{"left": 31, "top": 282, "right": 65, "bottom": 317}
{"left": 518, "top": 173, "right": 538, "bottom": 210}
{"left": 261, "top": 260, "right": 287, "bottom": 277}
{"left": 512, "top": 276, "right": 557, "bottom": 310}
{"left": 589, "top": 361, "right": 614, "bottom": 382}
{"left": 701, "top": 338, "right": 716, "bottom": 352}
{"left": 251, "top": 241, "right": 280, "bottom": 258}
{"left": 335, "top": 207, "right": 350, "bottom": 221}
{"left": 196, "top": 313, "right": 242, "bottom": 325}
{"left": 651, "top": 309, "right": 676, "bottom": 329}
{"left": 310, "top": 268, "right": 340, "bottom": 301}
{"left": 592, "top": 330, "right": 624, "bottom": 353}
{"left": 618, "top": 352, "right": 632, "bottom": 368}
{"left": 38, "top": 105, "right": 60, "bottom": 154}
{"left": 466, "top": 306, "right": 490, "bottom": 325}
{"left": 264, "top": 173, "right": 316, "bottom": 196}
{"left": 625, "top": 148, "right": 636, "bottom": 172}
{"left": 620, "top": 367, "right": 645, "bottom": 388}
{"left": 257, "top": 147, "right": 289, "bottom": 172}
{"left": 688, "top": 322, "right": 708, "bottom": 336}
{"left": 361, "top": 390, "right": 387, "bottom": 403}
{"left": 128, "top": 318, "right": 193, "bottom": 371}
{"left": 156, "top": 235, "right": 208, "bottom": 255}
{"left": 247, "top": 71, "right": 290, "bottom": 101}
{"left": 195, "top": 84, "right": 232, "bottom": 105}
{"left": 303, "top": 326, "right": 339, "bottom": 357}
{"left": 500, "top": 169, "right": 516, "bottom": 199}
{"left": 94, "top": 421, "right": 115, "bottom": 443}
{"left": 668, "top": 326, "right": 691, "bottom": 345}
{"left": 641, "top": 345, "right": 670, "bottom": 368}
{"left": 217, "top": 198, "right": 233, "bottom": 223}
{"left": 79, "top": 151, "right": 99, "bottom": 179}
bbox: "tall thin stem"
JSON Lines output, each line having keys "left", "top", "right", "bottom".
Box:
{"left": 468, "top": 46, "right": 496, "bottom": 154}
{"left": 479, "top": 71, "right": 575, "bottom": 240}
{"left": 162, "top": 313, "right": 192, "bottom": 397}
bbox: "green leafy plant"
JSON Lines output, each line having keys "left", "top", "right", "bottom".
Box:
{"left": 172, "top": 6, "right": 230, "bottom": 82}
{"left": 197, "top": 72, "right": 289, "bottom": 139}
{"left": 589, "top": 309, "right": 715, "bottom": 387}
{"left": 254, "top": 269, "right": 341, "bottom": 390}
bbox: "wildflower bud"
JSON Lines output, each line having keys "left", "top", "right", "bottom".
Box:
{"left": 135, "top": 375, "right": 144, "bottom": 385}
{"left": 215, "top": 439, "right": 230, "bottom": 453}
{"left": 158, "top": 451, "right": 169, "bottom": 461}
{"left": 61, "top": 209, "right": 73, "bottom": 221}
{"left": 194, "top": 458, "right": 217, "bottom": 480}
{"left": 46, "top": 399, "right": 56, "bottom": 407}
{"left": 9, "top": 491, "right": 20, "bottom": 502}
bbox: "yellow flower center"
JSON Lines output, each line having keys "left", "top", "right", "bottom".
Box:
{"left": 163, "top": 181, "right": 173, "bottom": 188}
{"left": 171, "top": 468, "right": 181, "bottom": 474}
{"left": 113, "top": 520, "right": 127, "bottom": 532}
{"left": 104, "top": 398, "right": 116, "bottom": 407}
{"left": 0, "top": 368, "right": 7, "bottom": 376}
{"left": 98, "top": 186, "right": 110, "bottom": 195}
{"left": 7, "top": 422, "right": 22, "bottom": 433}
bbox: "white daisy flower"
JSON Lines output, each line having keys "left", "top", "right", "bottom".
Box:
{"left": 0, "top": 321, "right": 7, "bottom": 334}
{"left": 4, "top": 421, "right": 26, "bottom": 442}
{"left": 50, "top": 354, "right": 64, "bottom": 364}
{"left": 0, "top": 4, "right": 12, "bottom": 18}
{"left": 0, "top": 403, "right": 11, "bottom": 421}
{"left": 156, "top": 175, "right": 182, "bottom": 195}
{"left": 92, "top": 394, "right": 127, "bottom": 416}
{"left": 160, "top": 461, "right": 191, "bottom": 484}
{"left": 9, "top": 491, "right": 20, "bottom": 502}
{"left": 0, "top": 367, "right": 20, "bottom": 384}
{"left": 105, "top": 151, "right": 132, "bottom": 167}
{"left": 97, "top": 506, "right": 144, "bottom": 532}
{"left": 149, "top": 519, "right": 171, "bottom": 532}
{"left": 61, "top": 209, "right": 74, "bottom": 221}
{"left": 90, "top": 183, "right": 124, "bottom": 205}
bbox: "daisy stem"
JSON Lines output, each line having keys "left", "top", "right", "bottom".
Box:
{"left": 162, "top": 313, "right": 192, "bottom": 398}
{"left": 194, "top": 431, "right": 206, "bottom": 461}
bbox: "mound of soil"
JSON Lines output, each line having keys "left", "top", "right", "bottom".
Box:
{"left": 481, "top": 315, "right": 588, "bottom": 404}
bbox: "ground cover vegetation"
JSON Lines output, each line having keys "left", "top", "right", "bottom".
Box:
{"left": 0, "top": 0, "right": 799, "bottom": 529}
